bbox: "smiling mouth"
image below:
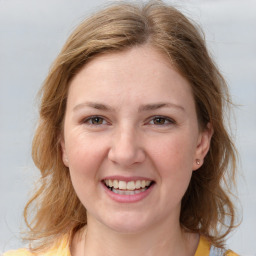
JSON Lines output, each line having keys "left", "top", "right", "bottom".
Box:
{"left": 103, "top": 179, "right": 154, "bottom": 195}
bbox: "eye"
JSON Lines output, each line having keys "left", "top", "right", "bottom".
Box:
{"left": 149, "top": 116, "right": 175, "bottom": 126}
{"left": 83, "top": 116, "right": 107, "bottom": 125}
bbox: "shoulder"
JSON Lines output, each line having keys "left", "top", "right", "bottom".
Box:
{"left": 226, "top": 250, "right": 239, "bottom": 256}
{"left": 2, "top": 233, "right": 71, "bottom": 256}
{"left": 195, "top": 236, "right": 239, "bottom": 256}
{"left": 2, "top": 248, "right": 32, "bottom": 256}
{"left": 209, "top": 244, "right": 239, "bottom": 256}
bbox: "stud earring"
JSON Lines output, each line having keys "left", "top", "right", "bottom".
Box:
{"left": 196, "top": 159, "right": 200, "bottom": 165}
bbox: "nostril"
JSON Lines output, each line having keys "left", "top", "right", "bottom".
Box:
{"left": 107, "top": 132, "right": 146, "bottom": 166}
{"left": 108, "top": 146, "right": 146, "bottom": 167}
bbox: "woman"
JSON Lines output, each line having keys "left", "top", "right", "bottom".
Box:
{"left": 4, "top": 1, "right": 239, "bottom": 255}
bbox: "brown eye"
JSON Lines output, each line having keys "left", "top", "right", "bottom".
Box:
{"left": 90, "top": 117, "right": 104, "bottom": 125}
{"left": 84, "top": 116, "right": 106, "bottom": 125}
{"left": 149, "top": 116, "right": 175, "bottom": 126}
{"left": 153, "top": 117, "right": 166, "bottom": 125}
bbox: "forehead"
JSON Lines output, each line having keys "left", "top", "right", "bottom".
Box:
{"left": 67, "top": 46, "right": 195, "bottom": 112}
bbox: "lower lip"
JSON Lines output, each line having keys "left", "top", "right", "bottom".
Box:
{"left": 102, "top": 182, "right": 155, "bottom": 203}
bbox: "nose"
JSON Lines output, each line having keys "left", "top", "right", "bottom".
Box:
{"left": 108, "top": 126, "right": 146, "bottom": 167}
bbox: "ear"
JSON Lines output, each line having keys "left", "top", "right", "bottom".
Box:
{"left": 193, "top": 123, "right": 213, "bottom": 171}
{"left": 60, "top": 137, "right": 69, "bottom": 167}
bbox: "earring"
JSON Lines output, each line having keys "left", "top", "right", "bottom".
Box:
{"left": 196, "top": 159, "right": 200, "bottom": 165}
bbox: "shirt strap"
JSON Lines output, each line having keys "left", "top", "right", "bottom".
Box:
{"left": 209, "top": 245, "right": 227, "bottom": 256}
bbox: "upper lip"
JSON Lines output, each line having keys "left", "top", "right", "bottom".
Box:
{"left": 102, "top": 175, "right": 154, "bottom": 182}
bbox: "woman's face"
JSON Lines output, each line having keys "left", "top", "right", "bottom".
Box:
{"left": 61, "top": 46, "right": 212, "bottom": 234}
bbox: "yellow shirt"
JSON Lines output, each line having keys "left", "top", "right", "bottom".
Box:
{"left": 3, "top": 235, "right": 238, "bottom": 256}
{"left": 195, "top": 236, "right": 238, "bottom": 256}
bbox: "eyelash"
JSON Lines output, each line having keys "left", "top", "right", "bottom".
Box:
{"left": 81, "top": 115, "right": 176, "bottom": 127}
{"left": 82, "top": 116, "right": 108, "bottom": 126}
{"left": 148, "top": 116, "right": 176, "bottom": 126}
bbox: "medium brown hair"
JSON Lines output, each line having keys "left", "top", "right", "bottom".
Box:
{"left": 24, "top": 0, "right": 238, "bottom": 251}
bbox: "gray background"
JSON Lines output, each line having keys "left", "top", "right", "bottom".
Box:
{"left": 0, "top": 0, "right": 255, "bottom": 255}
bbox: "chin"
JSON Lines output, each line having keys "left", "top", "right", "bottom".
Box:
{"left": 101, "top": 212, "right": 152, "bottom": 234}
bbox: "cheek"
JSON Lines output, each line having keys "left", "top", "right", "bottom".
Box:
{"left": 151, "top": 135, "right": 196, "bottom": 170}
{"left": 145, "top": 135, "right": 196, "bottom": 215}
{"left": 65, "top": 136, "right": 107, "bottom": 208}
{"left": 65, "top": 133, "right": 108, "bottom": 191}
{"left": 66, "top": 132, "right": 106, "bottom": 169}
{"left": 149, "top": 135, "right": 196, "bottom": 189}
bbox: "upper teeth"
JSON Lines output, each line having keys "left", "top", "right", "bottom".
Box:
{"left": 104, "top": 180, "right": 151, "bottom": 191}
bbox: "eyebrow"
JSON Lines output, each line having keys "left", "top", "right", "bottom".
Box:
{"left": 138, "top": 103, "right": 185, "bottom": 112}
{"left": 73, "top": 102, "right": 115, "bottom": 112}
{"left": 73, "top": 101, "right": 185, "bottom": 112}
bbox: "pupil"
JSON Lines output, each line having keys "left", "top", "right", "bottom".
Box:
{"left": 92, "top": 117, "right": 102, "bottom": 124}
{"left": 154, "top": 118, "right": 165, "bottom": 124}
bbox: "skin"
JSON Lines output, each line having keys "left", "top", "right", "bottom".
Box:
{"left": 61, "top": 46, "right": 213, "bottom": 256}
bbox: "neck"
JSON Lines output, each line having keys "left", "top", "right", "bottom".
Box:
{"left": 71, "top": 217, "right": 199, "bottom": 256}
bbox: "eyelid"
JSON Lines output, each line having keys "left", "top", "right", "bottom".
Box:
{"left": 80, "top": 115, "right": 175, "bottom": 127}
{"left": 82, "top": 115, "right": 109, "bottom": 126}
{"left": 147, "top": 115, "right": 176, "bottom": 126}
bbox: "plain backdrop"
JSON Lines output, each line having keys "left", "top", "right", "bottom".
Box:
{"left": 0, "top": 0, "right": 255, "bottom": 255}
